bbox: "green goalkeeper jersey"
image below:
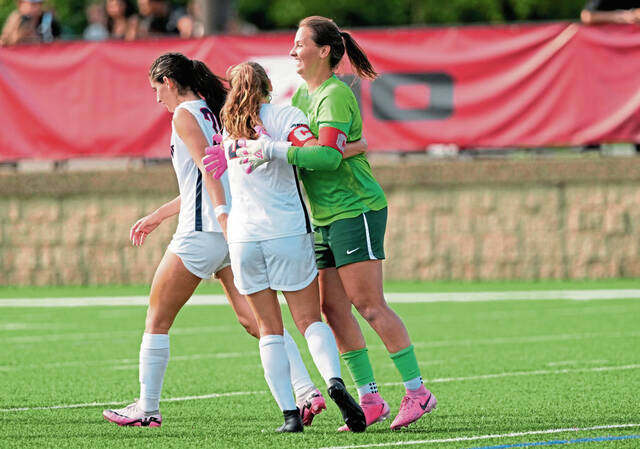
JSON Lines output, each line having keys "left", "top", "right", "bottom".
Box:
{"left": 291, "top": 75, "right": 387, "bottom": 226}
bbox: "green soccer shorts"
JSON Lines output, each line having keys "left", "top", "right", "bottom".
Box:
{"left": 314, "top": 207, "right": 387, "bottom": 269}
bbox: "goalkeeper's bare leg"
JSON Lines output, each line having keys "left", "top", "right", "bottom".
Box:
{"left": 319, "top": 267, "right": 390, "bottom": 430}
{"left": 336, "top": 260, "right": 436, "bottom": 430}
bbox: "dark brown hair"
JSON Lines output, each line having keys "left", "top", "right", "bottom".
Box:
{"left": 299, "top": 16, "right": 377, "bottom": 80}
{"left": 149, "top": 52, "right": 227, "bottom": 120}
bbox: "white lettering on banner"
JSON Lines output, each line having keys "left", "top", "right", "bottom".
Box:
{"left": 250, "top": 56, "right": 303, "bottom": 105}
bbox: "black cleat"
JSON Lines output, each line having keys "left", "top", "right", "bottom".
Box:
{"left": 328, "top": 377, "right": 366, "bottom": 432}
{"left": 276, "top": 408, "right": 304, "bottom": 433}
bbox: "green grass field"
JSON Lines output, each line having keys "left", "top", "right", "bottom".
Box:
{"left": 1, "top": 281, "right": 639, "bottom": 448}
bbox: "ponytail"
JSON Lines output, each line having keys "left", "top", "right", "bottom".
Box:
{"left": 191, "top": 60, "right": 227, "bottom": 121}
{"left": 340, "top": 31, "right": 377, "bottom": 80}
{"left": 220, "top": 62, "right": 270, "bottom": 140}
{"left": 299, "top": 16, "right": 377, "bottom": 81}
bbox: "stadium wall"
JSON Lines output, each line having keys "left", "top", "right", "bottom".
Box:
{"left": 1, "top": 157, "right": 640, "bottom": 285}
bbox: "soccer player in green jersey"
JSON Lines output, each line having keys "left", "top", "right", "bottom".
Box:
{"left": 220, "top": 16, "right": 438, "bottom": 431}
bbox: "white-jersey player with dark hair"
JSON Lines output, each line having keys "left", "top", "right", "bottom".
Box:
{"left": 103, "top": 53, "right": 324, "bottom": 429}
{"left": 203, "top": 61, "right": 367, "bottom": 433}
{"left": 170, "top": 98, "right": 230, "bottom": 237}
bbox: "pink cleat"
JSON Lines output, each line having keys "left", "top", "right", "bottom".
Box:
{"left": 390, "top": 385, "right": 437, "bottom": 430}
{"left": 103, "top": 401, "right": 162, "bottom": 427}
{"left": 338, "top": 392, "right": 390, "bottom": 431}
{"left": 296, "top": 388, "right": 327, "bottom": 426}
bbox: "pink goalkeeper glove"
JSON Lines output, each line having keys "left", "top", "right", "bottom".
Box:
{"left": 202, "top": 134, "right": 227, "bottom": 179}
{"left": 236, "top": 133, "right": 291, "bottom": 174}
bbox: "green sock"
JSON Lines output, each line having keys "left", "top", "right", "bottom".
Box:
{"left": 390, "top": 344, "right": 421, "bottom": 382}
{"left": 341, "top": 348, "right": 375, "bottom": 387}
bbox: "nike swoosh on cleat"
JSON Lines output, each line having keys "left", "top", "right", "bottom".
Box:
{"left": 419, "top": 394, "right": 432, "bottom": 411}
{"left": 346, "top": 248, "right": 360, "bottom": 255}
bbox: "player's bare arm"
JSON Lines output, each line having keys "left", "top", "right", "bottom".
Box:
{"left": 174, "top": 108, "right": 229, "bottom": 236}
{"left": 130, "top": 196, "right": 181, "bottom": 247}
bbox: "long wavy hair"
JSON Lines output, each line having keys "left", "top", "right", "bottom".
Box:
{"left": 299, "top": 16, "right": 377, "bottom": 80}
{"left": 220, "top": 62, "right": 270, "bottom": 139}
{"left": 149, "top": 52, "right": 227, "bottom": 121}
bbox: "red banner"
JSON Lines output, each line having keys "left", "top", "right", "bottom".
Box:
{"left": 0, "top": 23, "right": 639, "bottom": 161}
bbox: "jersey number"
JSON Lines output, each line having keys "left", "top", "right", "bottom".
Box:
{"left": 200, "top": 107, "right": 220, "bottom": 133}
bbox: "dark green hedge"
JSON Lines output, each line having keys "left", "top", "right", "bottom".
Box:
{"left": 0, "top": 0, "right": 586, "bottom": 39}
{"left": 238, "top": 0, "right": 586, "bottom": 30}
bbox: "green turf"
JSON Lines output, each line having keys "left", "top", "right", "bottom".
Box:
{"left": 0, "top": 286, "right": 639, "bottom": 448}
{"left": 1, "top": 278, "right": 639, "bottom": 298}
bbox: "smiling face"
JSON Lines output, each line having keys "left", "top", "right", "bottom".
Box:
{"left": 289, "top": 26, "right": 328, "bottom": 81}
{"left": 149, "top": 76, "right": 178, "bottom": 112}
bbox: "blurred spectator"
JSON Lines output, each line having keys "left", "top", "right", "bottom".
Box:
{"left": 106, "top": 0, "right": 139, "bottom": 40}
{"left": 224, "top": 4, "right": 258, "bottom": 35}
{"left": 176, "top": 0, "right": 204, "bottom": 38}
{"left": 136, "top": 0, "right": 187, "bottom": 38}
{"left": 177, "top": 1, "right": 258, "bottom": 38}
{"left": 581, "top": 0, "right": 640, "bottom": 24}
{"left": 225, "top": 15, "right": 259, "bottom": 35}
{"left": 83, "top": 2, "right": 109, "bottom": 41}
{"left": 0, "top": 0, "right": 61, "bottom": 46}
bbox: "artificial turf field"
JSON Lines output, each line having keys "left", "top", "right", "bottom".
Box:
{"left": 1, "top": 280, "right": 639, "bottom": 449}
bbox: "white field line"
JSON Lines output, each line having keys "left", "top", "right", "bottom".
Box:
{"left": 0, "top": 391, "right": 261, "bottom": 412}
{"left": 111, "top": 360, "right": 450, "bottom": 373}
{"left": 318, "top": 423, "right": 640, "bottom": 449}
{"left": 0, "top": 304, "right": 629, "bottom": 335}
{"left": 545, "top": 359, "right": 608, "bottom": 367}
{"left": 408, "top": 330, "right": 640, "bottom": 349}
{"left": 378, "top": 363, "right": 640, "bottom": 387}
{"left": 0, "top": 351, "right": 258, "bottom": 372}
{"left": 4, "top": 328, "right": 640, "bottom": 348}
{"left": 3, "top": 325, "right": 240, "bottom": 344}
{"left": 0, "top": 323, "right": 66, "bottom": 331}
{"left": 1, "top": 289, "right": 640, "bottom": 307}
{"left": 1, "top": 363, "right": 638, "bottom": 413}
{"left": 112, "top": 361, "right": 264, "bottom": 371}
{"left": 0, "top": 356, "right": 442, "bottom": 372}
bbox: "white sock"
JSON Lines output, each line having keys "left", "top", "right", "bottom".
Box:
{"left": 357, "top": 381, "right": 379, "bottom": 399}
{"left": 404, "top": 376, "right": 423, "bottom": 391}
{"left": 283, "top": 329, "right": 315, "bottom": 401}
{"left": 138, "top": 333, "right": 170, "bottom": 413}
{"left": 304, "top": 321, "right": 341, "bottom": 386}
{"left": 259, "top": 334, "right": 296, "bottom": 411}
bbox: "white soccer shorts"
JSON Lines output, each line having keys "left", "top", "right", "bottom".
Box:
{"left": 229, "top": 233, "right": 318, "bottom": 295}
{"left": 167, "top": 231, "right": 230, "bottom": 279}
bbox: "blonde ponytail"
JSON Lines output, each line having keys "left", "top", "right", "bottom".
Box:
{"left": 220, "top": 62, "right": 270, "bottom": 139}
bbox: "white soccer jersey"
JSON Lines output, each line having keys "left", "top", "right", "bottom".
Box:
{"left": 171, "top": 99, "right": 230, "bottom": 233}
{"left": 225, "top": 103, "right": 312, "bottom": 243}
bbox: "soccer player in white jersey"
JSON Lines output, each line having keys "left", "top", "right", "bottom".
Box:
{"left": 204, "top": 61, "right": 366, "bottom": 433}
{"left": 102, "top": 53, "right": 324, "bottom": 428}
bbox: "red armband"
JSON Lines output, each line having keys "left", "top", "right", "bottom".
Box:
{"left": 318, "top": 126, "right": 347, "bottom": 154}
{"left": 287, "top": 124, "right": 315, "bottom": 147}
